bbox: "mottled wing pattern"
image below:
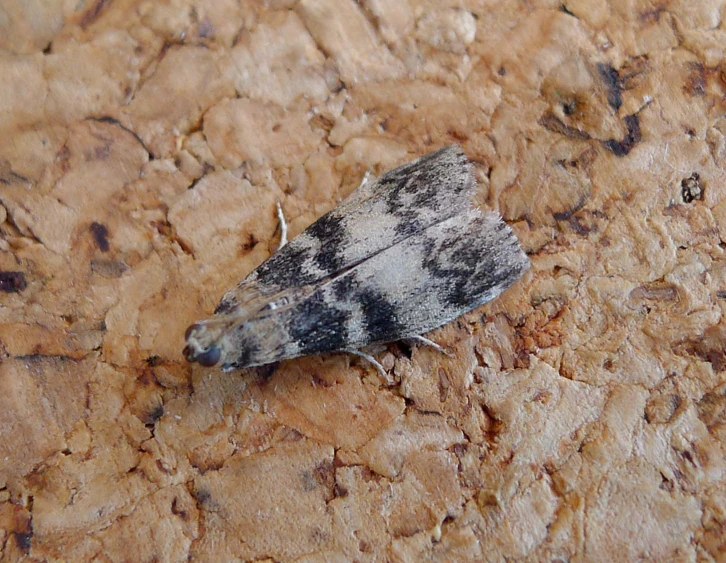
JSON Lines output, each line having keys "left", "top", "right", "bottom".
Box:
{"left": 252, "top": 146, "right": 473, "bottom": 288}
{"left": 213, "top": 145, "right": 474, "bottom": 315}
{"left": 185, "top": 145, "right": 529, "bottom": 371}
{"left": 273, "top": 210, "right": 529, "bottom": 357}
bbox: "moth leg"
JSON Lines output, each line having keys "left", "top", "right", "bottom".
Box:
{"left": 406, "top": 335, "right": 452, "bottom": 357}
{"left": 358, "top": 170, "right": 372, "bottom": 191}
{"left": 275, "top": 202, "right": 288, "bottom": 249}
{"left": 348, "top": 170, "right": 371, "bottom": 199}
{"left": 346, "top": 349, "right": 387, "bottom": 376}
{"left": 340, "top": 170, "right": 376, "bottom": 209}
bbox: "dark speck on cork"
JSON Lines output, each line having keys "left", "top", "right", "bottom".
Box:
{"left": 0, "top": 271, "right": 27, "bottom": 293}
{"left": 90, "top": 222, "right": 110, "bottom": 252}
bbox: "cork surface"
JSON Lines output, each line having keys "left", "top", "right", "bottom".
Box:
{"left": 1, "top": 1, "right": 725, "bottom": 561}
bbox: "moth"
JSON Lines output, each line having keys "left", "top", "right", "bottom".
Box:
{"left": 183, "top": 145, "right": 529, "bottom": 372}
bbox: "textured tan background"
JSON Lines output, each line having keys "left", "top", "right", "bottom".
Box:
{"left": 1, "top": 0, "right": 725, "bottom": 561}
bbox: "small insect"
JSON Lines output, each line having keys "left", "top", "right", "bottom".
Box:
{"left": 183, "top": 145, "right": 529, "bottom": 372}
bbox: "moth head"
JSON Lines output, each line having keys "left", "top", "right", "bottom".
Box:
{"left": 183, "top": 317, "right": 274, "bottom": 370}
{"left": 183, "top": 322, "right": 222, "bottom": 367}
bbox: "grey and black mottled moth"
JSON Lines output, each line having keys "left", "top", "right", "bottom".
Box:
{"left": 183, "top": 145, "right": 529, "bottom": 372}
